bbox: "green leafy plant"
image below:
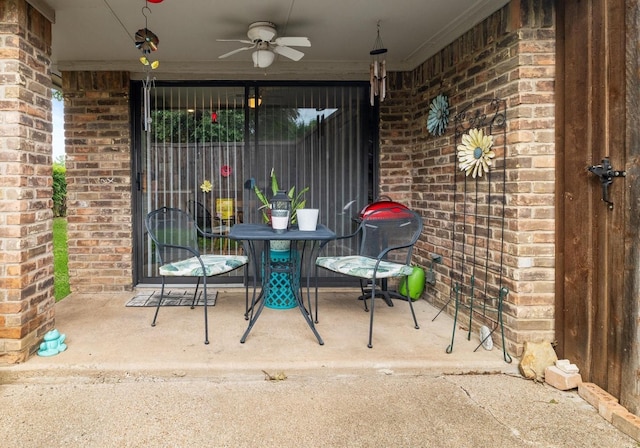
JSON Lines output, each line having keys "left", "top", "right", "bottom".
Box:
{"left": 52, "top": 161, "right": 67, "bottom": 218}
{"left": 254, "top": 168, "right": 309, "bottom": 224}
{"left": 53, "top": 217, "right": 70, "bottom": 301}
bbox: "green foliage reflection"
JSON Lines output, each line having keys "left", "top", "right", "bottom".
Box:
{"left": 151, "top": 108, "right": 317, "bottom": 143}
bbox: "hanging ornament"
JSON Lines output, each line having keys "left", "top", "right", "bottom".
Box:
{"left": 142, "top": 74, "right": 155, "bottom": 132}
{"left": 457, "top": 128, "right": 495, "bottom": 178}
{"left": 135, "top": 27, "right": 159, "bottom": 53}
{"left": 369, "top": 21, "right": 387, "bottom": 106}
{"left": 135, "top": 4, "right": 160, "bottom": 71}
{"left": 135, "top": 3, "right": 160, "bottom": 132}
{"left": 426, "top": 94, "right": 449, "bottom": 136}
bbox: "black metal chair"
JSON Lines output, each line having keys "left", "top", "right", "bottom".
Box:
{"left": 187, "top": 199, "right": 231, "bottom": 250}
{"left": 187, "top": 199, "right": 232, "bottom": 234}
{"left": 315, "top": 205, "right": 423, "bottom": 348}
{"left": 145, "top": 207, "right": 248, "bottom": 344}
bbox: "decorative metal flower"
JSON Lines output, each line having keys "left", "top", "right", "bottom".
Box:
{"left": 200, "top": 180, "right": 212, "bottom": 193}
{"left": 426, "top": 94, "right": 449, "bottom": 136}
{"left": 457, "top": 128, "right": 495, "bottom": 178}
{"left": 220, "top": 165, "right": 232, "bottom": 177}
{"left": 135, "top": 28, "right": 159, "bottom": 53}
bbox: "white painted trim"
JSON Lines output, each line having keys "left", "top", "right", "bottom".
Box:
{"left": 403, "top": 0, "right": 511, "bottom": 68}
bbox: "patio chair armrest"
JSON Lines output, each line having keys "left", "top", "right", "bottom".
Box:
{"left": 198, "top": 225, "right": 231, "bottom": 238}
{"left": 376, "top": 242, "right": 415, "bottom": 260}
{"left": 317, "top": 228, "right": 360, "bottom": 252}
{"left": 156, "top": 242, "right": 200, "bottom": 259}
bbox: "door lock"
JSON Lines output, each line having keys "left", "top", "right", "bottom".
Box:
{"left": 587, "top": 157, "right": 626, "bottom": 210}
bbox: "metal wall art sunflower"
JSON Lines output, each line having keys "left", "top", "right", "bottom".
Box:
{"left": 457, "top": 128, "right": 495, "bottom": 178}
{"left": 135, "top": 28, "right": 159, "bottom": 53}
{"left": 200, "top": 180, "right": 212, "bottom": 193}
{"left": 426, "top": 93, "right": 449, "bottom": 136}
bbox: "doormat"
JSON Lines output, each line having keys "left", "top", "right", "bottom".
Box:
{"left": 126, "top": 289, "right": 218, "bottom": 307}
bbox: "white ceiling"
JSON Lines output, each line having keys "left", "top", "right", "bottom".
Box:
{"left": 31, "top": 0, "right": 510, "bottom": 81}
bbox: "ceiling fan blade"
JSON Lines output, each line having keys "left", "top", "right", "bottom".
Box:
{"left": 274, "top": 37, "right": 310, "bottom": 47}
{"left": 219, "top": 46, "right": 253, "bottom": 59}
{"left": 217, "top": 39, "right": 253, "bottom": 44}
{"left": 272, "top": 45, "right": 305, "bottom": 61}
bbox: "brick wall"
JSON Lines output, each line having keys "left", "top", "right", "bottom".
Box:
{"left": 380, "top": 1, "right": 556, "bottom": 356}
{"left": 0, "top": 0, "right": 54, "bottom": 363}
{"left": 62, "top": 71, "right": 133, "bottom": 293}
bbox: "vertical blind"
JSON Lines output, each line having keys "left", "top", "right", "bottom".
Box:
{"left": 137, "top": 82, "right": 374, "bottom": 285}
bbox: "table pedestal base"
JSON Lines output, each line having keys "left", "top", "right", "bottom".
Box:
{"left": 262, "top": 249, "right": 299, "bottom": 309}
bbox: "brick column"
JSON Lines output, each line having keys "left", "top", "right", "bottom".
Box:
{"left": 0, "top": 0, "right": 54, "bottom": 363}
{"left": 379, "top": 74, "right": 415, "bottom": 203}
{"left": 379, "top": 1, "right": 557, "bottom": 357}
{"left": 62, "top": 71, "right": 133, "bottom": 293}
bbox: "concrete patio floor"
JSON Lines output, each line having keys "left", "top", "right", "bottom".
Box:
{"left": 1, "top": 289, "right": 637, "bottom": 447}
{"left": 7, "top": 288, "right": 517, "bottom": 379}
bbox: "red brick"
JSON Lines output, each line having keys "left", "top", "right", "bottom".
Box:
{"left": 611, "top": 409, "right": 640, "bottom": 442}
{"left": 578, "top": 382, "right": 619, "bottom": 409}
{"left": 544, "top": 366, "right": 582, "bottom": 390}
{"left": 0, "top": 301, "right": 25, "bottom": 314}
{"left": 0, "top": 325, "right": 28, "bottom": 339}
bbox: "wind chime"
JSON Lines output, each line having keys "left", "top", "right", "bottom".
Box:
{"left": 369, "top": 21, "right": 387, "bottom": 106}
{"left": 135, "top": 1, "right": 161, "bottom": 132}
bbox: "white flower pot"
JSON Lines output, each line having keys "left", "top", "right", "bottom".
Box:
{"left": 297, "top": 208, "right": 319, "bottom": 231}
{"left": 271, "top": 209, "right": 289, "bottom": 233}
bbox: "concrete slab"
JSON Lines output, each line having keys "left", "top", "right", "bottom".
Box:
{"left": 3, "top": 289, "right": 516, "bottom": 379}
{"left": 0, "top": 290, "right": 636, "bottom": 447}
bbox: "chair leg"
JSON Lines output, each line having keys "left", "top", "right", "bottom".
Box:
{"left": 202, "top": 276, "right": 209, "bottom": 345}
{"left": 152, "top": 277, "right": 165, "bottom": 327}
{"left": 244, "top": 263, "right": 250, "bottom": 316}
{"left": 360, "top": 279, "right": 369, "bottom": 311}
{"left": 313, "top": 265, "right": 320, "bottom": 323}
{"left": 367, "top": 281, "right": 376, "bottom": 348}
{"left": 365, "top": 281, "right": 420, "bottom": 347}
{"left": 191, "top": 277, "right": 202, "bottom": 308}
{"left": 406, "top": 290, "right": 420, "bottom": 330}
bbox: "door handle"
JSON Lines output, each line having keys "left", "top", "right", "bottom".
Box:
{"left": 587, "top": 157, "right": 626, "bottom": 210}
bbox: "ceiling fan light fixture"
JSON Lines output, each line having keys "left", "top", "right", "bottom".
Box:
{"left": 252, "top": 49, "right": 275, "bottom": 68}
{"left": 219, "top": 21, "right": 310, "bottom": 66}
{"left": 247, "top": 21, "right": 277, "bottom": 42}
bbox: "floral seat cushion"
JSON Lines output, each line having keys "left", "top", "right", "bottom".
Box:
{"left": 315, "top": 255, "right": 414, "bottom": 279}
{"left": 159, "top": 255, "right": 248, "bottom": 277}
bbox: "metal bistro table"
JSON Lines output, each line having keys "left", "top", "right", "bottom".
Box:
{"left": 229, "top": 223, "right": 336, "bottom": 345}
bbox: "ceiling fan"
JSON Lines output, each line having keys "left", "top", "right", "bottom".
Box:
{"left": 218, "top": 21, "right": 311, "bottom": 68}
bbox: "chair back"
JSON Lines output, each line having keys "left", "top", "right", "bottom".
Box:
{"left": 358, "top": 206, "right": 422, "bottom": 265}
{"left": 146, "top": 207, "right": 201, "bottom": 266}
{"left": 187, "top": 200, "right": 213, "bottom": 233}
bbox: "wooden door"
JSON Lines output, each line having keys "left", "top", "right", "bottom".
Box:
{"left": 555, "top": 0, "right": 629, "bottom": 399}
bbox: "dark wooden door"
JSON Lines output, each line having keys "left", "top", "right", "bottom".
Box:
{"left": 555, "top": 0, "right": 628, "bottom": 398}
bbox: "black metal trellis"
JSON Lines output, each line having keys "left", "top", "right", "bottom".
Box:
{"left": 440, "top": 97, "right": 512, "bottom": 363}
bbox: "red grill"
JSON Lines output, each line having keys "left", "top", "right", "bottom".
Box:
{"left": 358, "top": 200, "right": 412, "bottom": 220}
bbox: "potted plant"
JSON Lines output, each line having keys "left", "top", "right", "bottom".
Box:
{"left": 253, "top": 169, "right": 309, "bottom": 308}
{"left": 253, "top": 168, "right": 309, "bottom": 226}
